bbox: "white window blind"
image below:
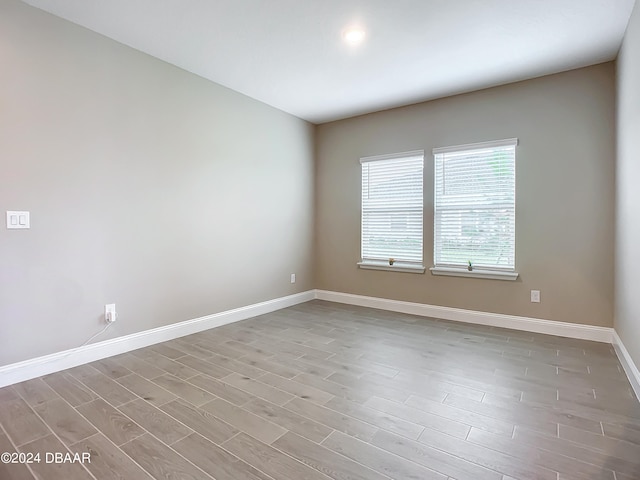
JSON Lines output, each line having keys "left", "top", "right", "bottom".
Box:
{"left": 361, "top": 151, "right": 424, "bottom": 266}
{"left": 434, "top": 138, "right": 517, "bottom": 271}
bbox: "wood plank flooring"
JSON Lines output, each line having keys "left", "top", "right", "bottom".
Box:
{"left": 1, "top": 300, "right": 639, "bottom": 480}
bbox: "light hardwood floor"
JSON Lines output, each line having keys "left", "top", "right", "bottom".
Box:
{"left": 1, "top": 300, "right": 639, "bottom": 480}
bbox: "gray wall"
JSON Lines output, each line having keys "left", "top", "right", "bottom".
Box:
{"left": 0, "top": 0, "right": 315, "bottom": 365}
{"left": 616, "top": 2, "right": 640, "bottom": 365}
{"left": 316, "top": 64, "right": 616, "bottom": 327}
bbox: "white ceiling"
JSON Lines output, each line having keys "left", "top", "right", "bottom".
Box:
{"left": 22, "top": 0, "right": 636, "bottom": 124}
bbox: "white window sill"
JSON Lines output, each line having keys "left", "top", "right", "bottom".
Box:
{"left": 429, "top": 266, "right": 519, "bottom": 281}
{"left": 357, "top": 261, "right": 426, "bottom": 274}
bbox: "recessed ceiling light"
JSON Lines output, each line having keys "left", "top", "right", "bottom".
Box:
{"left": 342, "top": 27, "right": 366, "bottom": 45}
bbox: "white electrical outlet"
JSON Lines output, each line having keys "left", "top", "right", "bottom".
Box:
{"left": 530, "top": 290, "right": 541, "bottom": 303}
{"left": 290, "top": 273, "right": 296, "bottom": 284}
{"left": 105, "top": 304, "right": 117, "bottom": 323}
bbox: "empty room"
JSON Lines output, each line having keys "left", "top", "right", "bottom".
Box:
{"left": 1, "top": 0, "right": 640, "bottom": 479}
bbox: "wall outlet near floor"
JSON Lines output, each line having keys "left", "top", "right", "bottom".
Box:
{"left": 530, "top": 290, "right": 541, "bottom": 303}
{"left": 290, "top": 273, "right": 296, "bottom": 284}
{"left": 105, "top": 304, "right": 117, "bottom": 323}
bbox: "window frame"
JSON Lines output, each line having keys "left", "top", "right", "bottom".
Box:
{"left": 430, "top": 138, "right": 519, "bottom": 281}
{"left": 358, "top": 150, "right": 425, "bottom": 274}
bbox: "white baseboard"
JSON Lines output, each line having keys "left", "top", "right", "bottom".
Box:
{"left": 0, "top": 290, "right": 315, "bottom": 388}
{"left": 612, "top": 331, "right": 640, "bottom": 400}
{"left": 314, "top": 290, "right": 614, "bottom": 343}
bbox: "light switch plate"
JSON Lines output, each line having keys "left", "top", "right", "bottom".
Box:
{"left": 6, "top": 211, "right": 30, "bottom": 229}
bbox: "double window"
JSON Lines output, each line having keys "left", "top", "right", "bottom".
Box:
{"left": 359, "top": 139, "right": 517, "bottom": 279}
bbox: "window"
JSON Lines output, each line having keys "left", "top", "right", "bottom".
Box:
{"left": 432, "top": 138, "right": 518, "bottom": 280}
{"left": 359, "top": 151, "right": 424, "bottom": 273}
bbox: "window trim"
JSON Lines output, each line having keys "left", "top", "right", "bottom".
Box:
{"left": 358, "top": 261, "right": 426, "bottom": 273}
{"left": 432, "top": 138, "right": 518, "bottom": 155}
{"left": 360, "top": 149, "right": 425, "bottom": 164}
{"left": 432, "top": 138, "right": 518, "bottom": 278}
{"left": 359, "top": 150, "right": 425, "bottom": 273}
{"left": 429, "top": 266, "right": 518, "bottom": 281}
